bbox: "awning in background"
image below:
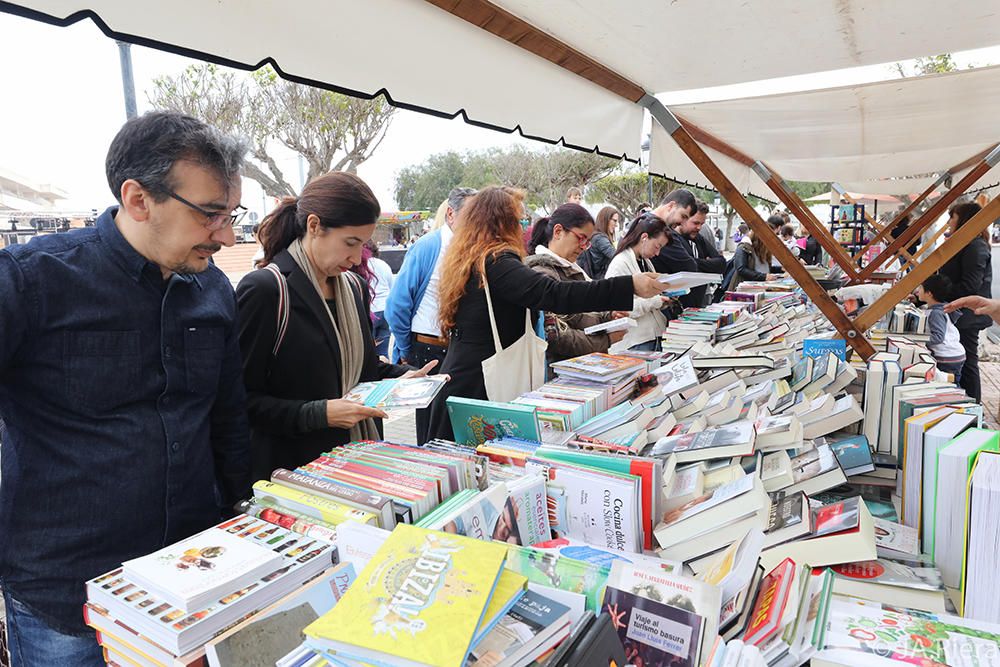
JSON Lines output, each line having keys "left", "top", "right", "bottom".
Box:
{"left": 3, "top": 0, "right": 1000, "bottom": 191}
{"left": 649, "top": 65, "right": 1000, "bottom": 199}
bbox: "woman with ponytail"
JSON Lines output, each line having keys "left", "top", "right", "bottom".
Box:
{"left": 525, "top": 203, "right": 627, "bottom": 365}
{"left": 425, "top": 187, "right": 664, "bottom": 441}
{"left": 236, "top": 172, "right": 431, "bottom": 479}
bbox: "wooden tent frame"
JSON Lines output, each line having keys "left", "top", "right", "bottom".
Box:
{"left": 426, "top": 0, "right": 1000, "bottom": 360}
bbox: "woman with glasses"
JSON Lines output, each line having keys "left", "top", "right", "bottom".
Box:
{"left": 605, "top": 214, "right": 674, "bottom": 351}
{"left": 235, "top": 171, "right": 433, "bottom": 479}
{"left": 525, "top": 204, "right": 628, "bottom": 365}
{"left": 576, "top": 206, "right": 621, "bottom": 279}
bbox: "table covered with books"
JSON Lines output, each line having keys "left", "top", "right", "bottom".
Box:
{"left": 85, "top": 280, "right": 1000, "bottom": 667}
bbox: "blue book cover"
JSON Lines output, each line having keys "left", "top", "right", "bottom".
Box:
{"left": 827, "top": 434, "right": 875, "bottom": 476}
{"left": 803, "top": 338, "right": 847, "bottom": 361}
{"left": 446, "top": 397, "right": 541, "bottom": 447}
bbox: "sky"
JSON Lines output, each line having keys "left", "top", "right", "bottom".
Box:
{"left": 0, "top": 11, "right": 997, "bottom": 216}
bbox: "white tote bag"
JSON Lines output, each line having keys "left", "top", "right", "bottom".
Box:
{"left": 481, "top": 276, "right": 548, "bottom": 402}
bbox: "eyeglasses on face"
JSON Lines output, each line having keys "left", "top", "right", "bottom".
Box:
{"left": 165, "top": 190, "right": 248, "bottom": 231}
{"left": 568, "top": 227, "right": 592, "bottom": 249}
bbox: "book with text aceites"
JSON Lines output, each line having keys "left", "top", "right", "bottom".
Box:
{"left": 304, "top": 524, "right": 508, "bottom": 667}
{"left": 121, "top": 526, "right": 284, "bottom": 613}
{"left": 601, "top": 585, "right": 704, "bottom": 667}
{"left": 446, "top": 396, "right": 541, "bottom": 447}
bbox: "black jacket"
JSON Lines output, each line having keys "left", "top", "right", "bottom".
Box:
{"left": 652, "top": 230, "right": 724, "bottom": 307}
{"left": 236, "top": 249, "right": 409, "bottom": 480}
{"left": 576, "top": 231, "right": 615, "bottom": 279}
{"left": 800, "top": 237, "right": 822, "bottom": 265}
{"left": 939, "top": 236, "right": 993, "bottom": 330}
{"left": 426, "top": 251, "right": 634, "bottom": 441}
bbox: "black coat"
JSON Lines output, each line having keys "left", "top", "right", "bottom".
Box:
{"left": 426, "top": 251, "right": 634, "bottom": 441}
{"left": 576, "top": 231, "right": 615, "bottom": 279}
{"left": 236, "top": 250, "right": 408, "bottom": 480}
{"left": 939, "top": 236, "right": 993, "bottom": 330}
{"left": 652, "top": 230, "right": 724, "bottom": 307}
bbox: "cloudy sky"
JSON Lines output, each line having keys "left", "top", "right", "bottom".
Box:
{"left": 1, "top": 11, "right": 996, "bottom": 215}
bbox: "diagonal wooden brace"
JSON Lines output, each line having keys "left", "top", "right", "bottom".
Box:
{"left": 754, "top": 163, "right": 861, "bottom": 279}
{"left": 854, "top": 195, "right": 1000, "bottom": 332}
{"left": 831, "top": 184, "right": 916, "bottom": 266}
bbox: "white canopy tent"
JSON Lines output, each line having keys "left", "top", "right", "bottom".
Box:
{"left": 649, "top": 65, "right": 1000, "bottom": 200}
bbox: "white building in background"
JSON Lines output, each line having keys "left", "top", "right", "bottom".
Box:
{"left": 0, "top": 166, "right": 69, "bottom": 210}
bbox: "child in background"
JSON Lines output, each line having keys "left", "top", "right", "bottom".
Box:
{"left": 916, "top": 274, "right": 966, "bottom": 382}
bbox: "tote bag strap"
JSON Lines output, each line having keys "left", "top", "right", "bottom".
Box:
{"left": 262, "top": 263, "right": 290, "bottom": 358}
{"left": 482, "top": 274, "right": 534, "bottom": 353}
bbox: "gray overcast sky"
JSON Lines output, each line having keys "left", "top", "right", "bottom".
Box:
{"left": 1, "top": 12, "right": 997, "bottom": 214}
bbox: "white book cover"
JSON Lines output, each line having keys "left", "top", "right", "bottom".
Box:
{"left": 507, "top": 474, "right": 553, "bottom": 547}
{"left": 334, "top": 520, "right": 391, "bottom": 573}
{"left": 872, "top": 518, "right": 918, "bottom": 556}
{"left": 122, "top": 526, "right": 283, "bottom": 612}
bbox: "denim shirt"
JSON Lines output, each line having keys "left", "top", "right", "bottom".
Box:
{"left": 0, "top": 207, "right": 251, "bottom": 634}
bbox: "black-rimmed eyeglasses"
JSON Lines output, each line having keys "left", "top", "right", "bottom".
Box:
{"left": 166, "top": 191, "right": 248, "bottom": 231}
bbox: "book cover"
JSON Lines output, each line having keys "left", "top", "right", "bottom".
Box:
{"left": 601, "top": 586, "right": 704, "bottom": 667}
{"left": 653, "top": 356, "right": 699, "bottom": 396}
{"left": 446, "top": 397, "right": 541, "bottom": 447}
{"left": 503, "top": 544, "right": 610, "bottom": 613}
{"left": 122, "top": 526, "right": 283, "bottom": 613}
{"left": 826, "top": 435, "right": 876, "bottom": 477}
{"left": 468, "top": 589, "right": 571, "bottom": 665}
{"left": 743, "top": 558, "right": 796, "bottom": 647}
{"left": 303, "top": 525, "right": 507, "bottom": 667}
{"left": 816, "top": 597, "right": 1000, "bottom": 666}
{"left": 811, "top": 497, "right": 861, "bottom": 538}
{"left": 647, "top": 422, "right": 755, "bottom": 459}
{"left": 872, "top": 518, "right": 918, "bottom": 556}
{"left": 343, "top": 376, "right": 448, "bottom": 409}
{"left": 767, "top": 492, "right": 808, "bottom": 535}
{"left": 803, "top": 339, "right": 847, "bottom": 361}
{"left": 830, "top": 558, "right": 943, "bottom": 593}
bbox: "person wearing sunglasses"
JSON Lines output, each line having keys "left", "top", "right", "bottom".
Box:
{"left": 0, "top": 111, "right": 252, "bottom": 665}
{"left": 525, "top": 203, "right": 630, "bottom": 366}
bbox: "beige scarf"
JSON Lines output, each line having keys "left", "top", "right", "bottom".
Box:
{"left": 288, "top": 237, "right": 380, "bottom": 443}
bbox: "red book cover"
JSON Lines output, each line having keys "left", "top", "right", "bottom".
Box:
{"left": 302, "top": 459, "right": 425, "bottom": 501}
{"left": 743, "top": 558, "right": 796, "bottom": 646}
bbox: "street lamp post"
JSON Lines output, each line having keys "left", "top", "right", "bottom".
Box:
{"left": 116, "top": 40, "right": 137, "bottom": 120}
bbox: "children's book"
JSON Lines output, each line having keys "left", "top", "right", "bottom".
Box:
{"left": 343, "top": 376, "right": 448, "bottom": 409}
{"left": 446, "top": 397, "right": 542, "bottom": 447}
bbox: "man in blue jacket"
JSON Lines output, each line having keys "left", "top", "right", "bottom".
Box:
{"left": 385, "top": 186, "right": 476, "bottom": 443}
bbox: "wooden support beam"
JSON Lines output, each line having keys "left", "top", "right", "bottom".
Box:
{"left": 647, "top": 108, "right": 875, "bottom": 358}
{"left": 857, "top": 151, "right": 998, "bottom": 279}
{"left": 897, "top": 224, "right": 949, "bottom": 273}
{"left": 855, "top": 195, "right": 1000, "bottom": 331}
{"left": 755, "top": 163, "right": 861, "bottom": 279}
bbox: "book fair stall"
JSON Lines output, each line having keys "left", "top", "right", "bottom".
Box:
{"left": 4, "top": 1, "right": 1000, "bottom": 666}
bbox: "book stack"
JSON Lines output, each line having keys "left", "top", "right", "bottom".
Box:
{"left": 83, "top": 514, "right": 336, "bottom": 662}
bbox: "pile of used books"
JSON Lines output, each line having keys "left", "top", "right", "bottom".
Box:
{"left": 92, "top": 282, "right": 1000, "bottom": 667}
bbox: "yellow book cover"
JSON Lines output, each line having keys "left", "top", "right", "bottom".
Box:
{"left": 699, "top": 539, "right": 739, "bottom": 586}
{"left": 473, "top": 569, "right": 528, "bottom": 642}
{"left": 253, "top": 480, "right": 377, "bottom": 526}
{"left": 304, "top": 524, "right": 507, "bottom": 667}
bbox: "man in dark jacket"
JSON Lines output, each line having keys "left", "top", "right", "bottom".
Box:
{"left": 654, "top": 200, "right": 725, "bottom": 307}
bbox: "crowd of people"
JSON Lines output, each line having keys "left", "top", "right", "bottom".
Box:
{"left": 0, "top": 110, "right": 993, "bottom": 666}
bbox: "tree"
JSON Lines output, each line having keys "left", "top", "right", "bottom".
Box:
{"left": 148, "top": 64, "right": 395, "bottom": 198}
{"left": 893, "top": 53, "right": 959, "bottom": 77}
{"left": 393, "top": 146, "right": 617, "bottom": 212}
{"left": 586, "top": 172, "right": 679, "bottom": 219}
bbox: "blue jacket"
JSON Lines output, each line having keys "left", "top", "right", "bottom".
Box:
{"left": 385, "top": 228, "right": 443, "bottom": 362}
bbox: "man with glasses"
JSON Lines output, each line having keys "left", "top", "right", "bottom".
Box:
{"left": 0, "top": 111, "right": 251, "bottom": 665}
{"left": 385, "top": 186, "right": 477, "bottom": 444}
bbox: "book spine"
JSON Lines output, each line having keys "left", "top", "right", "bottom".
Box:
{"left": 252, "top": 481, "right": 377, "bottom": 526}
{"left": 274, "top": 468, "right": 394, "bottom": 529}
{"left": 311, "top": 456, "right": 435, "bottom": 496}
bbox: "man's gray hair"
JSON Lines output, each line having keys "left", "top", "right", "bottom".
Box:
{"left": 106, "top": 111, "right": 248, "bottom": 203}
{"left": 447, "top": 187, "right": 478, "bottom": 214}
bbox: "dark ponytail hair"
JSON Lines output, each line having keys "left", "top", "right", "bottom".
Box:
{"left": 615, "top": 213, "right": 668, "bottom": 256}
{"left": 527, "top": 203, "right": 595, "bottom": 253}
{"left": 258, "top": 171, "right": 381, "bottom": 264}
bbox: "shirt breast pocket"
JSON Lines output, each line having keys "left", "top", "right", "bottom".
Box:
{"left": 184, "top": 326, "right": 224, "bottom": 395}
{"left": 65, "top": 330, "right": 141, "bottom": 412}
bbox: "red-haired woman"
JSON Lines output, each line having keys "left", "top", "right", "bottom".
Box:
{"left": 425, "top": 186, "right": 663, "bottom": 441}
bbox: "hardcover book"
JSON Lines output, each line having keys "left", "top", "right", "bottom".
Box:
{"left": 446, "top": 397, "right": 541, "bottom": 447}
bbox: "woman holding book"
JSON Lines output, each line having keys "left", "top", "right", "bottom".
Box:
{"left": 425, "top": 187, "right": 663, "bottom": 441}
{"left": 605, "top": 214, "right": 674, "bottom": 351}
{"left": 525, "top": 203, "right": 627, "bottom": 365}
{"left": 937, "top": 201, "right": 992, "bottom": 401}
{"left": 237, "top": 172, "right": 432, "bottom": 479}
{"left": 730, "top": 229, "right": 781, "bottom": 288}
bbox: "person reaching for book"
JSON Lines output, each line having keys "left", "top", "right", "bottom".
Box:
{"left": 525, "top": 203, "right": 628, "bottom": 365}
{"left": 237, "top": 172, "right": 432, "bottom": 480}
{"left": 946, "top": 295, "right": 1000, "bottom": 325}
{"left": 424, "top": 186, "right": 662, "bottom": 442}
{"left": 605, "top": 214, "right": 675, "bottom": 351}
{"left": 730, "top": 229, "right": 781, "bottom": 289}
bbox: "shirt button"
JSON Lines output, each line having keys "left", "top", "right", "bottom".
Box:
{"left": 164, "top": 346, "right": 173, "bottom": 357}
{"left": 171, "top": 441, "right": 180, "bottom": 452}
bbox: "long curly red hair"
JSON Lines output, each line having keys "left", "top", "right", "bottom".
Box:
{"left": 438, "top": 186, "right": 527, "bottom": 333}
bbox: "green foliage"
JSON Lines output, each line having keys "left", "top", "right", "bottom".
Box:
{"left": 893, "top": 53, "right": 959, "bottom": 77}
{"left": 786, "top": 180, "right": 831, "bottom": 200}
